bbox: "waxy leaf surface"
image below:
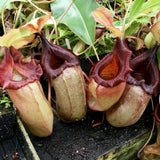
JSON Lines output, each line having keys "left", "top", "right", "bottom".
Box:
{"left": 128, "top": 0, "right": 145, "bottom": 22}
{"left": 139, "top": 0, "right": 160, "bottom": 14}
{"left": 92, "top": 8, "right": 123, "bottom": 37}
{"left": 50, "top": 0, "right": 98, "bottom": 45}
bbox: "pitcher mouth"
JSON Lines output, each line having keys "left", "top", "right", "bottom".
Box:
{"left": 90, "top": 37, "right": 132, "bottom": 87}
{"left": 127, "top": 43, "right": 160, "bottom": 95}
{"left": 39, "top": 33, "right": 80, "bottom": 79}
{"left": 0, "top": 46, "right": 42, "bottom": 90}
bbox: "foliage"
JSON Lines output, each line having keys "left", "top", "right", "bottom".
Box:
{"left": 50, "top": 0, "right": 98, "bottom": 46}
{"left": 0, "top": 0, "right": 160, "bottom": 61}
{"left": 0, "top": 15, "right": 51, "bottom": 49}
{"left": 92, "top": 8, "right": 123, "bottom": 37}
{"left": 0, "top": 0, "right": 26, "bottom": 34}
{"left": 0, "top": 87, "right": 12, "bottom": 108}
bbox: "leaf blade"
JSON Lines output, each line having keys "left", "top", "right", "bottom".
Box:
{"left": 128, "top": 0, "right": 145, "bottom": 22}
{"left": 0, "top": 15, "right": 51, "bottom": 48}
{"left": 50, "top": 0, "right": 98, "bottom": 45}
{"left": 92, "top": 8, "right": 123, "bottom": 37}
{"left": 139, "top": 0, "right": 160, "bottom": 14}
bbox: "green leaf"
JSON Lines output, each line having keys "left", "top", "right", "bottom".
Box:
{"left": 115, "top": 0, "right": 123, "bottom": 3}
{"left": 0, "top": 0, "right": 26, "bottom": 13}
{"left": 50, "top": 0, "right": 98, "bottom": 45}
{"left": 128, "top": 0, "right": 145, "bottom": 22}
{"left": 139, "top": 0, "right": 160, "bottom": 14}
{"left": 148, "top": 9, "right": 160, "bottom": 18}
{"left": 124, "top": 21, "right": 140, "bottom": 37}
{"left": 134, "top": 16, "right": 150, "bottom": 23}
{"left": 113, "top": 20, "right": 123, "bottom": 28}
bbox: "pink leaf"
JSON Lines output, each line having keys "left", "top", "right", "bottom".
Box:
{"left": 156, "top": 11, "right": 160, "bottom": 20}
{"left": 92, "top": 8, "right": 123, "bottom": 37}
{"left": 0, "top": 14, "right": 51, "bottom": 49}
{"left": 151, "top": 21, "right": 160, "bottom": 43}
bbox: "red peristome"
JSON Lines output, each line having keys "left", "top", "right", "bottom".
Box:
{"left": 106, "top": 43, "right": 160, "bottom": 128}
{"left": 127, "top": 43, "right": 160, "bottom": 95}
{"left": 10, "top": 46, "right": 42, "bottom": 80}
{"left": 0, "top": 46, "right": 43, "bottom": 90}
{"left": 87, "top": 37, "right": 132, "bottom": 111}
{"left": 156, "top": 11, "right": 160, "bottom": 20}
{"left": 91, "top": 37, "right": 132, "bottom": 87}
{"left": 39, "top": 33, "right": 87, "bottom": 122}
{"left": 39, "top": 33, "right": 80, "bottom": 79}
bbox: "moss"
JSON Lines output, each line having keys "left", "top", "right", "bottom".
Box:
{"left": 97, "top": 132, "right": 156, "bottom": 160}
{"left": 0, "top": 87, "right": 13, "bottom": 113}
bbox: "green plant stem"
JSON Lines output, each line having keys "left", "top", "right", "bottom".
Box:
{"left": 32, "top": 10, "right": 39, "bottom": 19}
{"left": 57, "top": 0, "right": 75, "bottom": 25}
{"left": 27, "top": 0, "right": 49, "bottom": 15}
{"left": 2, "top": 13, "right": 6, "bottom": 34}
{"left": 13, "top": 2, "right": 23, "bottom": 28}
{"left": 92, "top": 45, "right": 100, "bottom": 61}
{"left": 49, "top": 0, "right": 75, "bottom": 44}
{"left": 33, "top": 0, "right": 55, "bottom": 5}
{"left": 27, "top": 0, "right": 57, "bottom": 43}
{"left": 77, "top": 32, "right": 108, "bottom": 56}
{"left": 137, "top": 97, "right": 156, "bottom": 159}
{"left": 121, "top": 0, "right": 133, "bottom": 39}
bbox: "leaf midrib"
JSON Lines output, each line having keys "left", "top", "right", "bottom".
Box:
{"left": 73, "top": 3, "right": 92, "bottom": 45}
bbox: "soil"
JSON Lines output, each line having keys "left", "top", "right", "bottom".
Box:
{"left": 28, "top": 104, "right": 154, "bottom": 160}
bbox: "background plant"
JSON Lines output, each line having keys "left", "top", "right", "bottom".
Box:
{"left": 0, "top": 0, "right": 159, "bottom": 59}
{"left": 0, "top": 87, "right": 12, "bottom": 109}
